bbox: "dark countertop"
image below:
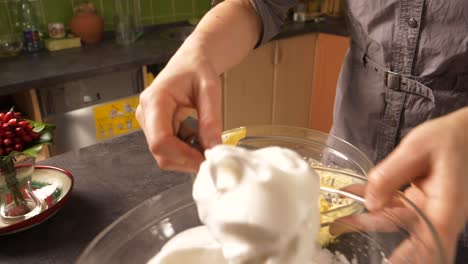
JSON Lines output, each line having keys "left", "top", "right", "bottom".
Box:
{"left": 0, "top": 19, "right": 349, "bottom": 96}
{"left": 0, "top": 131, "right": 192, "bottom": 264}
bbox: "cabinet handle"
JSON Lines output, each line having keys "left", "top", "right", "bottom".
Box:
{"left": 83, "top": 93, "right": 101, "bottom": 104}
{"left": 273, "top": 42, "right": 282, "bottom": 65}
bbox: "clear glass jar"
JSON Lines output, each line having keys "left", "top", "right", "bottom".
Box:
{"left": 113, "top": 0, "right": 142, "bottom": 45}
{"left": 0, "top": 1, "right": 23, "bottom": 57}
{"left": 0, "top": 154, "right": 43, "bottom": 223}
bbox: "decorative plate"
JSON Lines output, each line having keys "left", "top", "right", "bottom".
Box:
{"left": 0, "top": 166, "right": 74, "bottom": 235}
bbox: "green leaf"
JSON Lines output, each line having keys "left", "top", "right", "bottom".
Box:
{"left": 33, "top": 123, "right": 46, "bottom": 132}
{"left": 26, "top": 119, "right": 56, "bottom": 133}
{"left": 21, "top": 144, "right": 45, "bottom": 158}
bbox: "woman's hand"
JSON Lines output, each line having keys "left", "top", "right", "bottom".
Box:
{"left": 136, "top": 0, "right": 262, "bottom": 173}
{"left": 365, "top": 107, "right": 468, "bottom": 262}
{"left": 136, "top": 44, "right": 223, "bottom": 173}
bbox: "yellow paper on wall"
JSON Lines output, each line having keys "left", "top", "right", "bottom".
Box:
{"left": 93, "top": 96, "right": 140, "bottom": 141}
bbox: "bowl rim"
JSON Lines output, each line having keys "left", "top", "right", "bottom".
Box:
{"left": 223, "top": 125, "right": 375, "bottom": 173}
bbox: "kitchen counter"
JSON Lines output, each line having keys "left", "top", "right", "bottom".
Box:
{"left": 0, "top": 18, "right": 348, "bottom": 96}
{"left": 0, "top": 131, "right": 192, "bottom": 263}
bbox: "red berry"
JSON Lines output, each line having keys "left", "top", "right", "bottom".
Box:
{"left": 4, "top": 131, "right": 14, "bottom": 138}
{"left": 22, "top": 135, "right": 32, "bottom": 143}
{"left": 5, "top": 147, "right": 13, "bottom": 154}
{"left": 18, "top": 120, "right": 29, "bottom": 128}
{"left": 14, "top": 112, "right": 21, "bottom": 118}
{"left": 15, "top": 127, "right": 26, "bottom": 136}
{"left": 0, "top": 148, "right": 4, "bottom": 156}
{"left": 13, "top": 144, "right": 23, "bottom": 151}
{"left": 3, "top": 112, "right": 14, "bottom": 122}
{"left": 27, "top": 124, "right": 33, "bottom": 130}
{"left": 7, "top": 118, "right": 17, "bottom": 126}
{"left": 0, "top": 113, "right": 4, "bottom": 121}
{"left": 30, "top": 131, "right": 40, "bottom": 140}
{"left": 13, "top": 137, "right": 22, "bottom": 144}
{"left": 2, "top": 123, "right": 11, "bottom": 131}
{"left": 14, "top": 127, "right": 25, "bottom": 136}
{"left": 0, "top": 130, "right": 4, "bottom": 138}
{"left": 4, "top": 139, "right": 12, "bottom": 146}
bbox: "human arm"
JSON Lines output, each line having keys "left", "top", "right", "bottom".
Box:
{"left": 136, "top": 0, "right": 295, "bottom": 172}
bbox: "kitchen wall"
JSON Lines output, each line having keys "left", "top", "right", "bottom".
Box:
{"left": 0, "top": 0, "right": 210, "bottom": 37}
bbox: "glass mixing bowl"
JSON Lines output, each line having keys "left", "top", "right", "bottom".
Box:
{"left": 77, "top": 126, "right": 447, "bottom": 263}
{"left": 77, "top": 182, "right": 446, "bottom": 264}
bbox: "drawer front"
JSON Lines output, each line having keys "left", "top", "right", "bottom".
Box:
{"left": 39, "top": 68, "right": 142, "bottom": 116}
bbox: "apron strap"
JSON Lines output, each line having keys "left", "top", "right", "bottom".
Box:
{"left": 362, "top": 54, "right": 435, "bottom": 102}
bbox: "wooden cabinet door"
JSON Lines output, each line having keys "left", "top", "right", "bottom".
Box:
{"left": 309, "top": 33, "right": 349, "bottom": 133}
{"left": 273, "top": 34, "right": 317, "bottom": 127}
{"left": 222, "top": 41, "right": 275, "bottom": 130}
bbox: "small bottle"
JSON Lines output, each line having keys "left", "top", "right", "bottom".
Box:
{"left": 17, "top": 0, "right": 43, "bottom": 53}
{"left": 293, "top": 1, "right": 308, "bottom": 23}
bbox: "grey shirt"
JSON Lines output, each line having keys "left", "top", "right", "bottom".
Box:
{"left": 250, "top": 0, "right": 468, "bottom": 253}
{"left": 250, "top": 0, "right": 468, "bottom": 163}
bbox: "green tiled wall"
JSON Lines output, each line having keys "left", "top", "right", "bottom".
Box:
{"left": 0, "top": 0, "right": 211, "bottom": 37}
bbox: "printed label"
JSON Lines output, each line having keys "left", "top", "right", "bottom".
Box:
{"left": 93, "top": 96, "right": 140, "bottom": 141}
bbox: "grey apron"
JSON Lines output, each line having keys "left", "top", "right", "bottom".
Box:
{"left": 331, "top": 0, "right": 468, "bottom": 250}
{"left": 250, "top": 0, "right": 468, "bottom": 252}
{"left": 331, "top": 0, "right": 468, "bottom": 164}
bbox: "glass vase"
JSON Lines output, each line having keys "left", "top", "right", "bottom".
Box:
{"left": 0, "top": 154, "right": 43, "bottom": 223}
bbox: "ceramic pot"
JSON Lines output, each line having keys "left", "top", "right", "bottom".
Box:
{"left": 70, "top": 12, "right": 104, "bottom": 45}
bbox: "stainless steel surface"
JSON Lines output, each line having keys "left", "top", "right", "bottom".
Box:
{"left": 39, "top": 68, "right": 142, "bottom": 155}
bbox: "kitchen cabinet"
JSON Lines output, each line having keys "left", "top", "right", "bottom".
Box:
{"left": 222, "top": 34, "right": 317, "bottom": 130}
{"left": 309, "top": 33, "right": 349, "bottom": 133}
{"left": 273, "top": 34, "right": 317, "bottom": 127}
{"left": 222, "top": 41, "right": 276, "bottom": 130}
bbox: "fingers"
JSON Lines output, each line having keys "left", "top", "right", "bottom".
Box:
{"left": 194, "top": 66, "right": 223, "bottom": 149}
{"left": 365, "top": 137, "right": 430, "bottom": 211}
{"left": 388, "top": 219, "right": 453, "bottom": 264}
{"left": 138, "top": 88, "right": 204, "bottom": 172}
{"left": 387, "top": 239, "right": 419, "bottom": 264}
{"left": 137, "top": 61, "right": 222, "bottom": 173}
{"left": 173, "top": 107, "right": 198, "bottom": 134}
{"left": 151, "top": 137, "right": 205, "bottom": 172}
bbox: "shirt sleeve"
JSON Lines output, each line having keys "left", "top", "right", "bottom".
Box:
{"left": 249, "top": 0, "right": 297, "bottom": 46}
